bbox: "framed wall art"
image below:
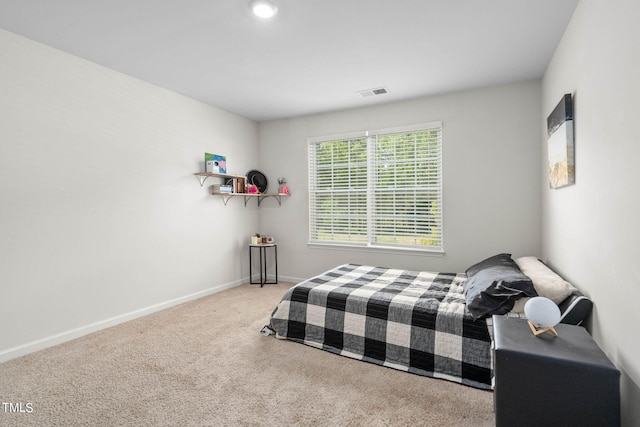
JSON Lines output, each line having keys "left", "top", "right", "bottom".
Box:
{"left": 547, "top": 94, "right": 574, "bottom": 189}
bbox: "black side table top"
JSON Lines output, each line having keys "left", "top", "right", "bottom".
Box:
{"left": 493, "top": 315, "right": 618, "bottom": 371}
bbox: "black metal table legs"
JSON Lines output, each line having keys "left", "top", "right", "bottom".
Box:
{"left": 249, "top": 244, "right": 278, "bottom": 287}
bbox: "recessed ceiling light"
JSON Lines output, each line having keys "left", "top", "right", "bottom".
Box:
{"left": 249, "top": 0, "right": 278, "bottom": 19}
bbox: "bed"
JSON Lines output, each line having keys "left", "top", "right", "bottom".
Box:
{"left": 264, "top": 254, "right": 592, "bottom": 391}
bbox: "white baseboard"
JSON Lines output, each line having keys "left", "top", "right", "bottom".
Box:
{"left": 278, "top": 275, "right": 305, "bottom": 284}
{"left": 248, "top": 274, "right": 304, "bottom": 285}
{"left": 0, "top": 278, "right": 245, "bottom": 364}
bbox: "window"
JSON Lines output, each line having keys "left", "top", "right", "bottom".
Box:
{"left": 308, "top": 122, "right": 442, "bottom": 252}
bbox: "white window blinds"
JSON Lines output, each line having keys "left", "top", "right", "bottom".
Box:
{"left": 308, "top": 122, "right": 442, "bottom": 251}
{"left": 308, "top": 135, "right": 369, "bottom": 244}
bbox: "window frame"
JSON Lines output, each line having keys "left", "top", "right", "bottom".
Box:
{"left": 307, "top": 122, "right": 443, "bottom": 254}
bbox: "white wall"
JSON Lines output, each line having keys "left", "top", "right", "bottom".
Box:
{"left": 541, "top": 1, "right": 640, "bottom": 425}
{"left": 0, "top": 28, "right": 259, "bottom": 361}
{"left": 257, "top": 81, "right": 542, "bottom": 280}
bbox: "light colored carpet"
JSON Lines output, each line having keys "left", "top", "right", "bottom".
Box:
{"left": 0, "top": 282, "right": 495, "bottom": 426}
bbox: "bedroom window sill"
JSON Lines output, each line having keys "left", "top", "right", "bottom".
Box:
{"left": 307, "top": 242, "right": 445, "bottom": 257}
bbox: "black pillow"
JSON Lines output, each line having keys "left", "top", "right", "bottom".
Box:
{"left": 558, "top": 293, "right": 593, "bottom": 326}
{"left": 463, "top": 253, "right": 538, "bottom": 320}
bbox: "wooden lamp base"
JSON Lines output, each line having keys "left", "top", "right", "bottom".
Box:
{"left": 528, "top": 320, "right": 558, "bottom": 337}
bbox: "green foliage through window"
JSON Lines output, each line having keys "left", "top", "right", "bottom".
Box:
{"left": 308, "top": 124, "right": 442, "bottom": 251}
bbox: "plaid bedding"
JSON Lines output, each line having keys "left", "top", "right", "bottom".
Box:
{"left": 268, "top": 264, "right": 493, "bottom": 390}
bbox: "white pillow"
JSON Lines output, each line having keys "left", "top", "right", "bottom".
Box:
{"left": 514, "top": 256, "right": 577, "bottom": 305}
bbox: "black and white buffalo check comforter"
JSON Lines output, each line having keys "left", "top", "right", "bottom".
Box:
{"left": 268, "top": 264, "right": 493, "bottom": 390}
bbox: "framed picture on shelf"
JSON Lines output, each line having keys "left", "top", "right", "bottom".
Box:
{"left": 205, "top": 153, "right": 227, "bottom": 174}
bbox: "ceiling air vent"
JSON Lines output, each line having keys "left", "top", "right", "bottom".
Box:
{"left": 357, "top": 87, "right": 389, "bottom": 97}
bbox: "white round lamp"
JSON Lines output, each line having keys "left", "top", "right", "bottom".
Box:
{"left": 524, "top": 297, "right": 561, "bottom": 337}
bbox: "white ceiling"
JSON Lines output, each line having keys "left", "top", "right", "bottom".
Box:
{"left": 0, "top": 0, "right": 579, "bottom": 122}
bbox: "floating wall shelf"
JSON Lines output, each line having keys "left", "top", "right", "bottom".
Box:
{"left": 193, "top": 172, "right": 289, "bottom": 207}
{"left": 194, "top": 172, "right": 245, "bottom": 187}
{"left": 211, "top": 192, "right": 289, "bottom": 207}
